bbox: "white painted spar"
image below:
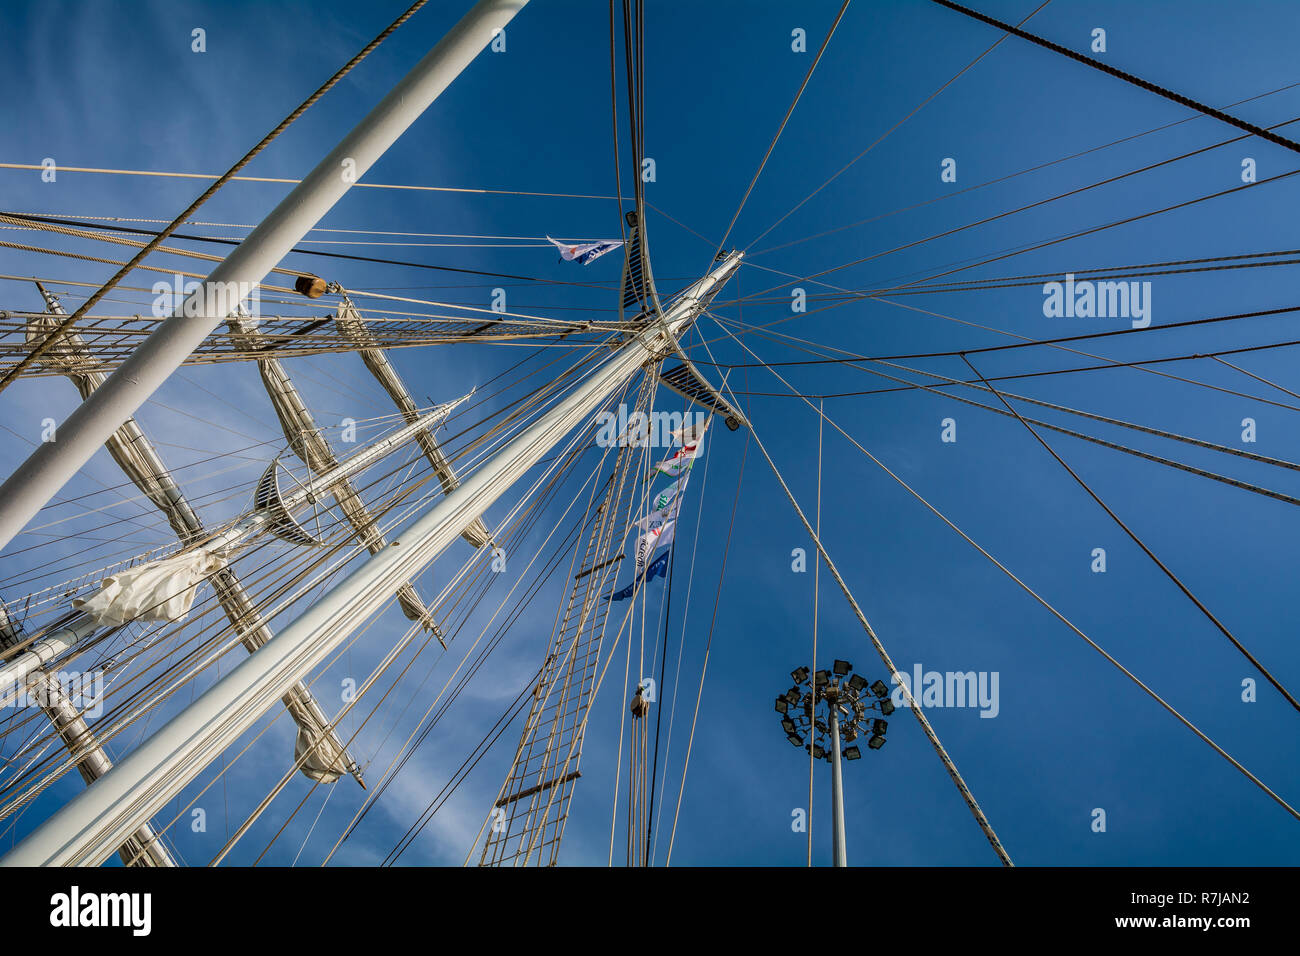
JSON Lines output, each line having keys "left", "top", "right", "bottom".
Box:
{"left": 0, "top": 403, "right": 455, "bottom": 703}
{"left": 0, "top": 254, "right": 740, "bottom": 867}
{"left": 0, "top": 0, "right": 530, "bottom": 552}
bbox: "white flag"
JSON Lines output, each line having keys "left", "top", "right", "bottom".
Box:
{"left": 634, "top": 520, "right": 675, "bottom": 576}
{"left": 547, "top": 236, "right": 624, "bottom": 266}
{"left": 655, "top": 519, "right": 676, "bottom": 553}
{"left": 669, "top": 416, "right": 710, "bottom": 446}
{"left": 654, "top": 440, "right": 703, "bottom": 477}
{"left": 637, "top": 473, "right": 690, "bottom": 531}
{"left": 656, "top": 417, "right": 710, "bottom": 476}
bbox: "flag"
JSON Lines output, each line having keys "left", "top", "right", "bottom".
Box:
{"left": 636, "top": 473, "right": 689, "bottom": 531}
{"left": 654, "top": 441, "right": 702, "bottom": 477}
{"left": 655, "top": 418, "right": 710, "bottom": 476}
{"left": 634, "top": 520, "right": 675, "bottom": 576}
{"left": 652, "top": 471, "right": 690, "bottom": 511}
{"left": 608, "top": 550, "right": 670, "bottom": 601}
{"left": 547, "top": 236, "right": 624, "bottom": 266}
{"left": 669, "top": 416, "right": 710, "bottom": 446}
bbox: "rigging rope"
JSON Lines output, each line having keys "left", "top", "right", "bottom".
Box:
{"left": 959, "top": 353, "right": 1300, "bottom": 714}
{"left": 0, "top": 163, "right": 631, "bottom": 200}
{"left": 0, "top": 0, "right": 433, "bottom": 394}
{"left": 753, "top": 77, "right": 1300, "bottom": 256}
{"left": 747, "top": 0, "right": 1052, "bottom": 250}
{"left": 721, "top": 396, "right": 1015, "bottom": 865}
{"left": 710, "top": 315, "right": 1300, "bottom": 477}
{"left": 727, "top": 326, "right": 1300, "bottom": 825}
{"left": 931, "top": 0, "right": 1300, "bottom": 158}
{"left": 664, "top": 430, "right": 749, "bottom": 866}
{"left": 0, "top": 211, "right": 616, "bottom": 292}
{"left": 695, "top": 302, "right": 1300, "bottom": 367}
{"left": 716, "top": 321, "right": 1300, "bottom": 415}
{"left": 736, "top": 165, "right": 1300, "bottom": 305}
{"left": 642, "top": 535, "right": 677, "bottom": 864}
{"left": 714, "top": 0, "right": 851, "bottom": 257}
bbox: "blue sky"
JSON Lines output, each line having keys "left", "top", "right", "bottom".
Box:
{"left": 2, "top": 0, "right": 1299, "bottom": 866}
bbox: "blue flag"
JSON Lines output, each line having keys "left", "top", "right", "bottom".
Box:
{"left": 607, "top": 550, "right": 670, "bottom": 601}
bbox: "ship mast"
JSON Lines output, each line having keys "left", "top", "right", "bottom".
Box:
{"left": 17, "top": 284, "right": 367, "bottom": 789}
{"left": 0, "top": 253, "right": 742, "bottom": 866}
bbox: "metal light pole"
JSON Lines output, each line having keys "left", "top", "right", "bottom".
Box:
{"left": 827, "top": 699, "right": 847, "bottom": 866}
{"left": 776, "top": 659, "right": 894, "bottom": 867}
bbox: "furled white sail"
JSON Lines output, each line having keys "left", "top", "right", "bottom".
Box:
{"left": 294, "top": 725, "right": 349, "bottom": 785}
{"left": 73, "top": 549, "right": 224, "bottom": 626}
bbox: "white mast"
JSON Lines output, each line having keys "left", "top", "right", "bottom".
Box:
{"left": 0, "top": 0, "right": 529, "bottom": 553}
{"left": 0, "top": 253, "right": 742, "bottom": 867}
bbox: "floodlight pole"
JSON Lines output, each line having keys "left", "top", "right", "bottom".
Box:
{"left": 828, "top": 701, "right": 847, "bottom": 867}
{"left": 780, "top": 664, "right": 888, "bottom": 867}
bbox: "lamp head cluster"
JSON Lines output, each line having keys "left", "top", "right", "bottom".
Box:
{"left": 775, "top": 659, "right": 893, "bottom": 761}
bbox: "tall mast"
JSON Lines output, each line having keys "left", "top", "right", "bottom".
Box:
{"left": 828, "top": 704, "right": 847, "bottom": 867}
{"left": 0, "top": 0, "right": 530, "bottom": 552}
{"left": 0, "top": 253, "right": 742, "bottom": 867}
